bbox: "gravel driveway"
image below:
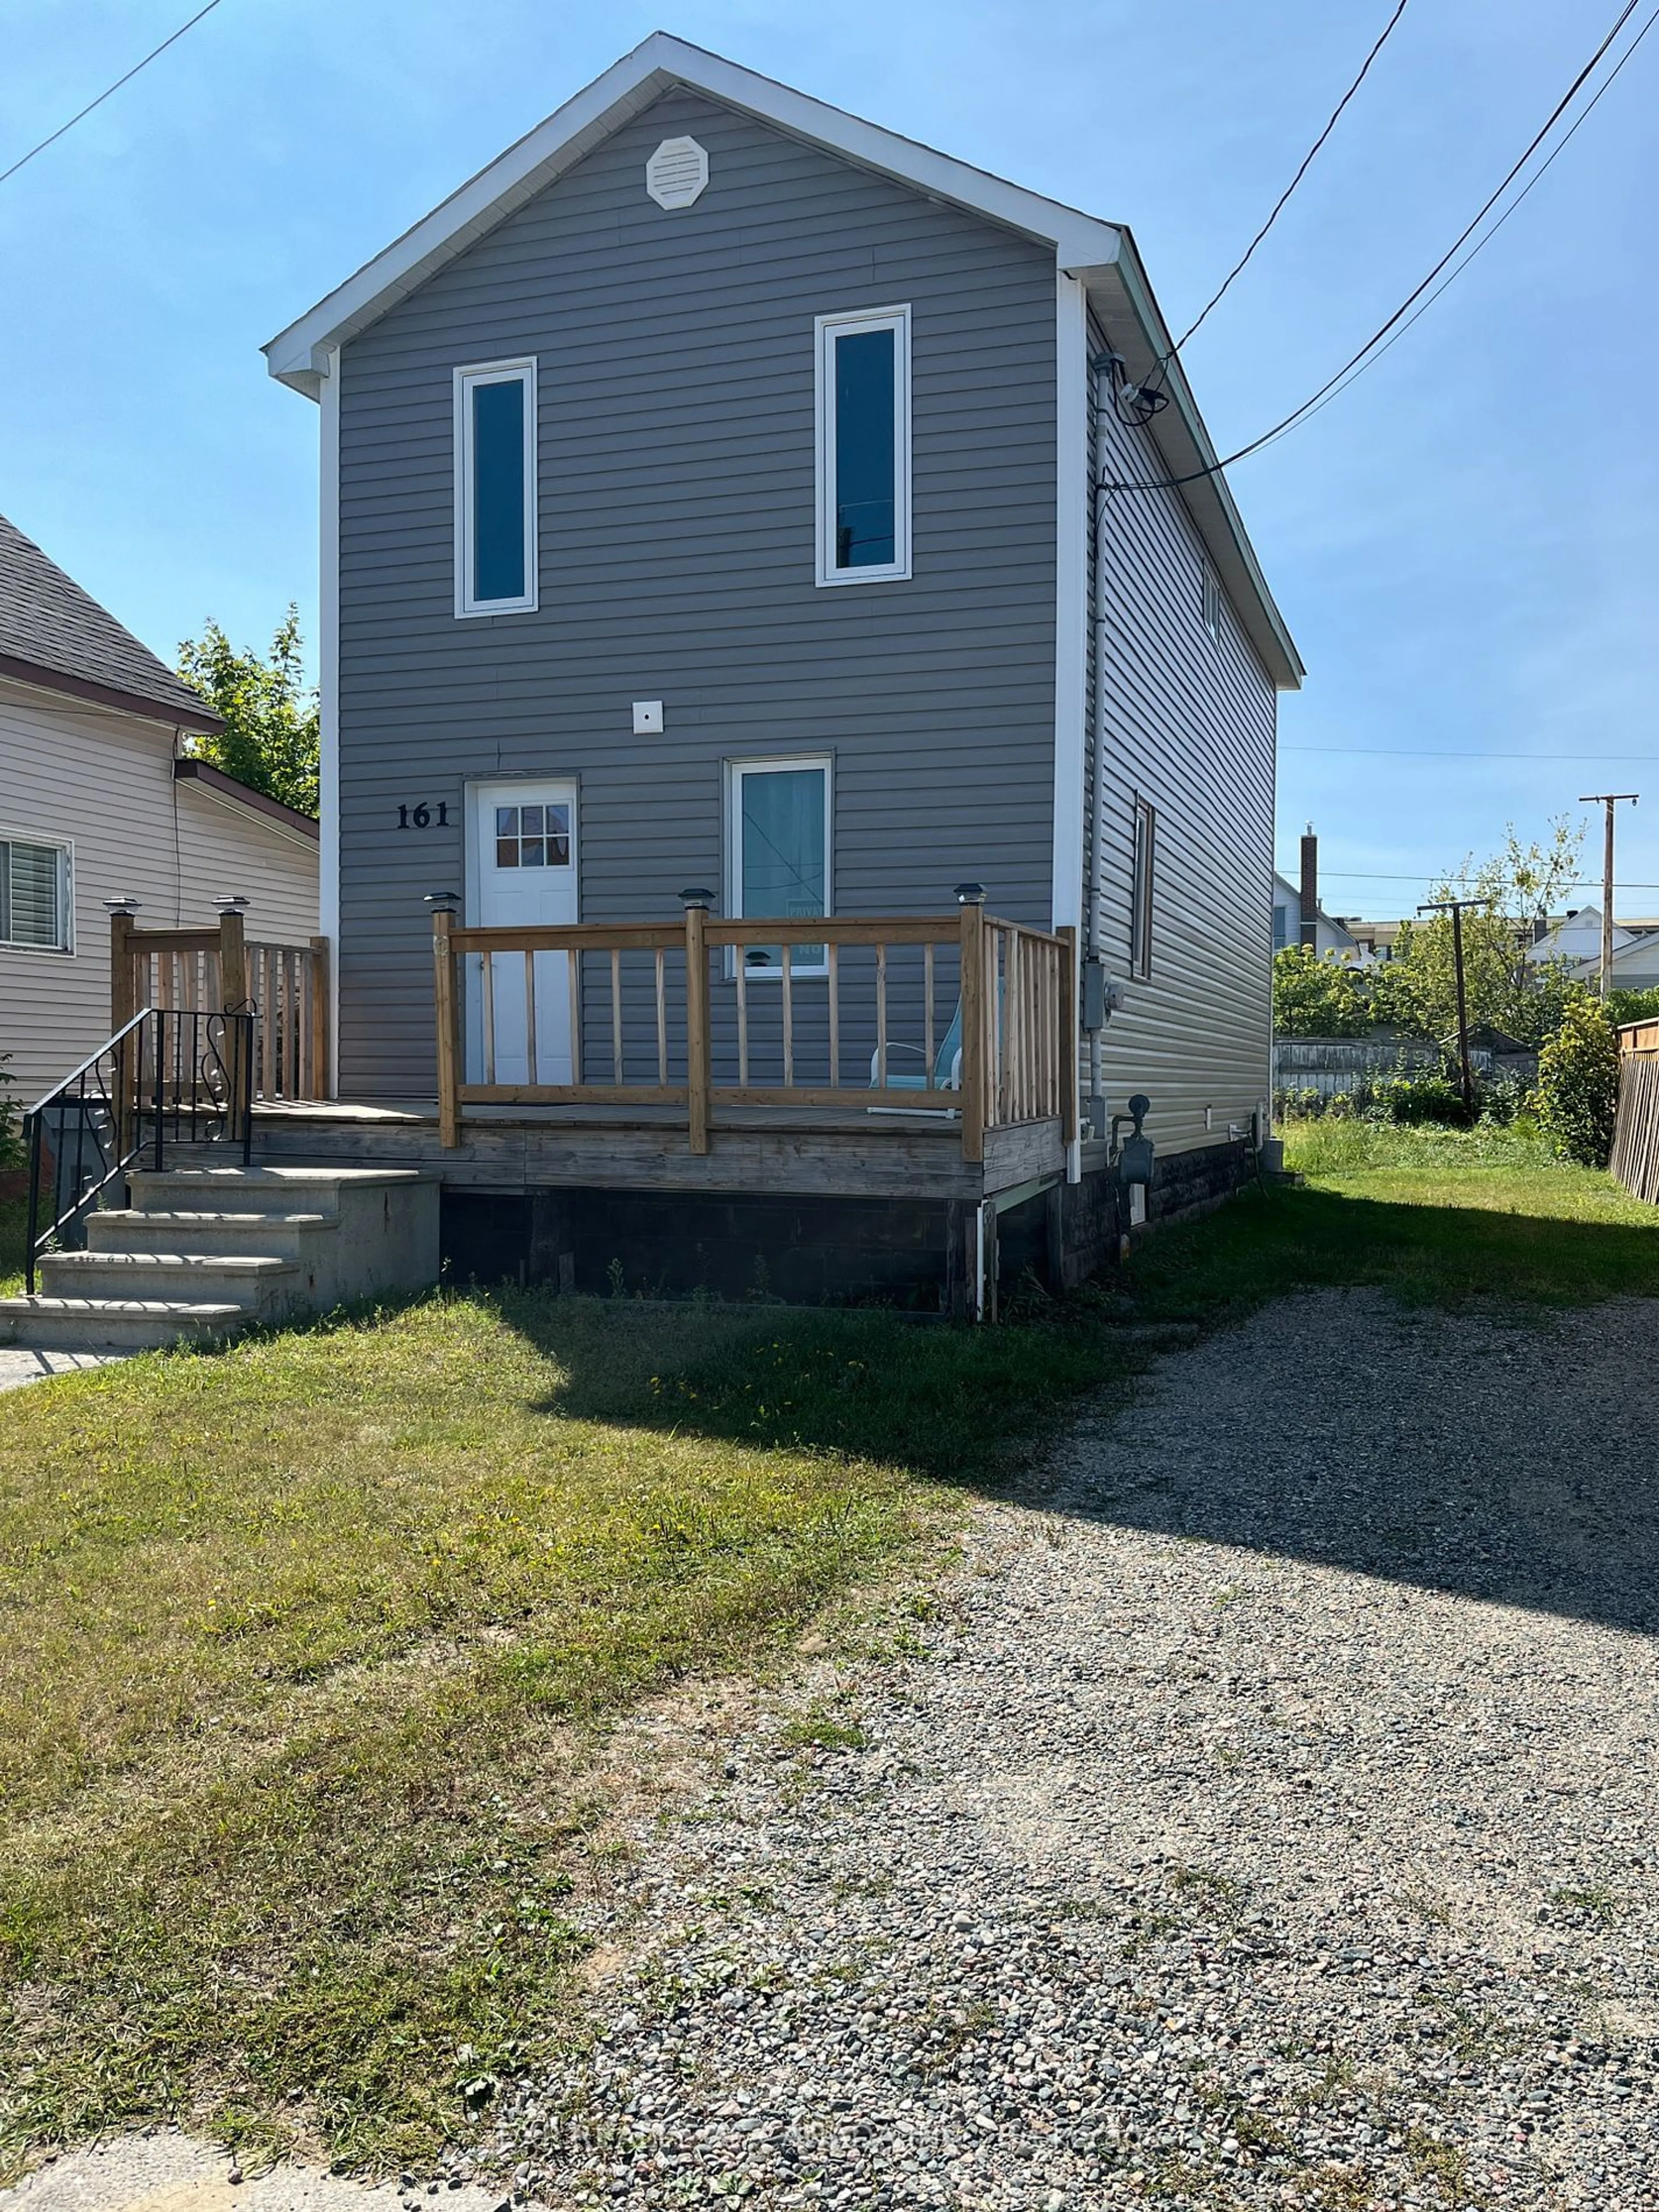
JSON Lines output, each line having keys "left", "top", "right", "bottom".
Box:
{"left": 472, "top": 1289, "right": 1659, "bottom": 2212}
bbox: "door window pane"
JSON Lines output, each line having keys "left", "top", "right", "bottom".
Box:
{"left": 739, "top": 767, "right": 826, "bottom": 971}
{"left": 472, "top": 377, "right": 526, "bottom": 605}
{"left": 833, "top": 328, "right": 895, "bottom": 570}
{"left": 491, "top": 799, "right": 570, "bottom": 871}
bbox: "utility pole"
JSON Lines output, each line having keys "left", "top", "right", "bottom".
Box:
{"left": 1578, "top": 792, "right": 1639, "bottom": 998}
{"left": 1418, "top": 895, "right": 1493, "bottom": 1120}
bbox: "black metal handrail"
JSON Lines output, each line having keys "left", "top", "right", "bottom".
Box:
{"left": 23, "top": 1007, "right": 254, "bottom": 1294}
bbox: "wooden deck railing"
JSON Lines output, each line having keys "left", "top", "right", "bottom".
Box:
{"left": 429, "top": 899, "right": 1077, "bottom": 1160}
{"left": 111, "top": 907, "right": 330, "bottom": 1102}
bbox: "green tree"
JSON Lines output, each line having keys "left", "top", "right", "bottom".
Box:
{"left": 1272, "top": 945, "right": 1372, "bottom": 1038}
{"left": 177, "top": 606, "right": 319, "bottom": 816}
{"left": 1534, "top": 996, "right": 1620, "bottom": 1167}
{"left": 1390, "top": 820, "right": 1587, "bottom": 1046}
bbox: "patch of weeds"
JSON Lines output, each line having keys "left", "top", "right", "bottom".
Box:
{"left": 1169, "top": 1864, "right": 1249, "bottom": 1920}
{"left": 1210, "top": 1582, "right": 1245, "bottom": 1609}
{"left": 780, "top": 1700, "right": 869, "bottom": 1752}
{"left": 1405, "top": 2126, "right": 1484, "bottom": 2207}
{"left": 1548, "top": 1884, "right": 1618, "bottom": 1926}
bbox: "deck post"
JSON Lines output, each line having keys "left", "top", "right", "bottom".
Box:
{"left": 1058, "top": 923, "right": 1079, "bottom": 1150}
{"left": 680, "top": 888, "right": 713, "bottom": 1156}
{"left": 957, "top": 885, "right": 987, "bottom": 1166}
{"left": 104, "top": 898, "right": 142, "bottom": 1157}
{"left": 309, "top": 934, "right": 332, "bottom": 1101}
{"left": 429, "top": 896, "right": 462, "bottom": 1148}
{"left": 214, "top": 899, "right": 251, "bottom": 1142}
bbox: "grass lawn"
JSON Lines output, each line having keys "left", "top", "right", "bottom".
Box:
{"left": 1, "top": 1121, "right": 1656, "bottom": 2178}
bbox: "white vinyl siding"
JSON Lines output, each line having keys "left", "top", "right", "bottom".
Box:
{"left": 453, "top": 359, "right": 538, "bottom": 617}
{"left": 814, "top": 305, "right": 911, "bottom": 586}
{"left": 0, "top": 835, "right": 70, "bottom": 951}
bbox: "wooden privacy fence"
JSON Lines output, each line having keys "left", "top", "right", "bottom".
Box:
{"left": 110, "top": 907, "right": 330, "bottom": 1102}
{"left": 1611, "top": 1020, "right": 1659, "bottom": 1204}
{"left": 429, "top": 899, "right": 1077, "bottom": 1161}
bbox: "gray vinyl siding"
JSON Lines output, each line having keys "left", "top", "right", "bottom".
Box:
{"left": 1084, "top": 319, "right": 1277, "bottom": 1157}
{"left": 334, "top": 89, "right": 1058, "bottom": 1099}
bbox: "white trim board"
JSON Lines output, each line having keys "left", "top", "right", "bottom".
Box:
{"left": 318, "top": 344, "right": 342, "bottom": 1096}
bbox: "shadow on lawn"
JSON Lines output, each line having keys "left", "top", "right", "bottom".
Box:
{"left": 498, "top": 1177, "right": 1659, "bottom": 1637}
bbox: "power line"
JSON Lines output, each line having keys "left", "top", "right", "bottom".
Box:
{"left": 1284, "top": 746, "right": 1659, "bottom": 763}
{"left": 1163, "top": 0, "right": 1411, "bottom": 366}
{"left": 1240, "top": 0, "right": 1659, "bottom": 457}
{"left": 1296, "top": 869, "right": 1659, "bottom": 890}
{"left": 0, "top": 0, "right": 226, "bottom": 191}
{"left": 1105, "top": 0, "right": 1652, "bottom": 493}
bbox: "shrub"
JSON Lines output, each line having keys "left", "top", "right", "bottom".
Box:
{"left": 1534, "top": 999, "right": 1620, "bottom": 1167}
{"left": 0, "top": 1054, "right": 19, "bottom": 1172}
{"left": 1364, "top": 1070, "right": 1468, "bottom": 1127}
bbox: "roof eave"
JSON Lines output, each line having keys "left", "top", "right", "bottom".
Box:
{"left": 0, "top": 650, "right": 223, "bottom": 735}
{"left": 1074, "top": 236, "right": 1303, "bottom": 693}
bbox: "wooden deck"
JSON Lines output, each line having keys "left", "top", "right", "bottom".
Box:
{"left": 251, "top": 1095, "right": 1066, "bottom": 1201}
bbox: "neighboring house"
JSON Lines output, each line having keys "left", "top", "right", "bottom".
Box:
{"left": 259, "top": 33, "right": 1303, "bottom": 1304}
{"left": 1271, "top": 871, "right": 1358, "bottom": 960}
{"left": 0, "top": 513, "right": 320, "bottom": 1098}
{"left": 1528, "top": 903, "right": 1659, "bottom": 991}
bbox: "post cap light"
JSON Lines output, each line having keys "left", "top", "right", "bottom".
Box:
{"left": 954, "top": 881, "right": 986, "bottom": 906}
{"left": 424, "top": 890, "right": 461, "bottom": 913}
{"left": 678, "top": 886, "right": 715, "bottom": 909}
{"left": 102, "top": 896, "right": 142, "bottom": 915}
{"left": 212, "top": 894, "right": 251, "bottom": 914}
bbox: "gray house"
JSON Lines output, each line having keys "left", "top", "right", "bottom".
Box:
{"left": 257, "top": 32, "right": 1303, "bottom": 1310}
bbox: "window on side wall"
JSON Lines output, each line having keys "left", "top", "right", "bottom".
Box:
{"left": 0, "top": 836, "right": 70, "bottom": 951}
{"left": 1130, "top": 798, "right": 1155, "bottom": 980}
{"left": 454, "top": 359, "right": 537, "bottom": 617}
{"left": 727, "top": 759, "right": 832, "bottom": 976}
{"left": 1201, "top": 561, "right": 1223, "bottom": 644}
{"left": 1272, "top": 901, "right": 1289, "bottom": 952}
{"left": 816, "top": 306, "right": 911, "bottom": 586}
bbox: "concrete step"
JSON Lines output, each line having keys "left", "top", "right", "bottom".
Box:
{"left": 0, "top": 1296, "right": 249, "bottom": 1352}
{"left": 126, "top": 1166, "right": 431, "bottom": 1221}
{"left": 86, "top": 1209, "right": 336, "bottom": 1259}
{"left": 37, "top": 1249, "right": 301, "bottom": 1317}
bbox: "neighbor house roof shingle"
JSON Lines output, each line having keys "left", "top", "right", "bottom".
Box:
{"left": 0, "top": 511, "right": 222, "bottom": 731}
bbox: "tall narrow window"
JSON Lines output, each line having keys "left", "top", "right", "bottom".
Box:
{"left": 0, "top": 836, "right": 70, "bottom": 950}
{"left": 1130, "top": 798, "right": 1156, "bottom": 980}
{"left": 1201, "top": 561, "right": 1223, "bottom": 643}
{"left": 727, "top": 758, "right": 832, "bottom": 976}
{"left": 816, "top": 307, "right": 911, "bottom": 585}
{"left": 454, "top": 359, "right": 537, "bottom": 617}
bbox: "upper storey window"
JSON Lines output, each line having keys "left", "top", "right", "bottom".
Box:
{"left": 454, "top": 359, "right": 537, "bottom": 617}
{"left": 815, "top": 306, "right": 911, "bottom": 586}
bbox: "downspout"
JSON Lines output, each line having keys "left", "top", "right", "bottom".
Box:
{"left": 1084, "top": 350, "right": 1111, "bottom": 1138}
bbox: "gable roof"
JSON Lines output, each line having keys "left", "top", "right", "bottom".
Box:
{"left": 173, "top": 757, "right": 319, "bottom": 841}
{"left": 0, "top": 512, "right": 221, "bottom": 733}
{"left": 264, "top": 31, "right": 1301, "bottom": 691}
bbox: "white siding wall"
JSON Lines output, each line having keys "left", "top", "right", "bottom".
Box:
{"left": 0, "top": 679, "right": 317, "bottom": 1099}
{"left": 1087, "top": 342, "right": 1279, "bottom": 1157}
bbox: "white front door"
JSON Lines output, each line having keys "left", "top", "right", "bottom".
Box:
{"left": 467, "top": 779, "right": 578, "bottom": 1084}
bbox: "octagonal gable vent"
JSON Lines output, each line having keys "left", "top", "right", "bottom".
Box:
{"left": 645, "top": 136, "right": 709, "bottom": 210}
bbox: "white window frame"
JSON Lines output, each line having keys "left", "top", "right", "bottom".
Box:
{"left": 814, "top": 305, "right": 912, "bottom": 588}
{"left": 453, "top": 357, "right": 538, "bottom": 619}
{"left": 1201, "top": 560, "right": 1223, "bottom": 644}
{"left": 725, "top": 756, "right": 834, "bottom": 980}
{"left": 1130, "top": 797, "right": 1155, "bottom": 982}
{"left": 0, "top": 830, "right": 73, "bottom": 955}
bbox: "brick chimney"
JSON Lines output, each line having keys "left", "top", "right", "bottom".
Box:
{"left": 1299, "top": 825, "right": 1319, "bottom": 951}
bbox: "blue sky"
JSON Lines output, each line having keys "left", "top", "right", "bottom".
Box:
{"left": 3, "top": 0, "right": 1656, "bottom": 918}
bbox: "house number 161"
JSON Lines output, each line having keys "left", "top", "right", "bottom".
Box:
{"left": 396, "top": 803, "right": 451, "bottom": 829}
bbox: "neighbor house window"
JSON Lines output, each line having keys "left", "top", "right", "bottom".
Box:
{"left": 0, "top": 836, "right": 70, "bottom": 951}
{"left": 816, "top": 306, "right": 911, "bottom": 585}
{"left": 1201, "top": 561, "right": 1223, "bottom": 643}
{"left": 454, "top": 359, "right": 537, "bottom": 617}
{"left": 1272, "top": 900, "right": 1289, "bottom": 952}
{"left": 727, "top": 758, "right": 832, "bottom": 975}
{"left": 1130, "top": 798, "right": 1155, "bottom": 979}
